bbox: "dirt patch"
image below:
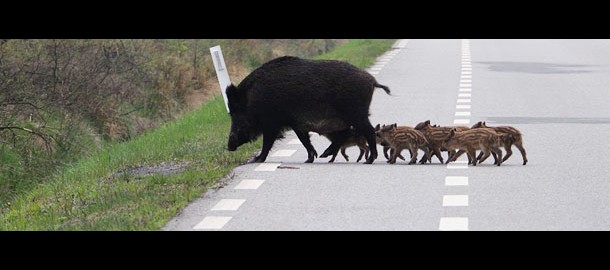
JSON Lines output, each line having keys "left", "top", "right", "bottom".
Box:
{"left": 115, "top": 162, "right": 190, "bottom": 177}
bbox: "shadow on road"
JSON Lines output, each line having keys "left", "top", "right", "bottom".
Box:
{"left": 478, "top": 61, "right": 593, "bottom": 74}
{"left": 485, "top": 116, "right": 610, "bottom": 124}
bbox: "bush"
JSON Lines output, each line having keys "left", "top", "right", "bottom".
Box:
{"left": 0, "top": 39, "right": 339, "bottom": 203}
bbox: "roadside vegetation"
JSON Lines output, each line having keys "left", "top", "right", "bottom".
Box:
{"left": 0, "top": 39, "right": 396, "bottom": 230}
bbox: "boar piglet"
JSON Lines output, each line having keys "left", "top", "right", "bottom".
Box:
{"left": 375, "top": 124, "right": 430, "bottom": 165}
{"left": 414, "top": 120, "right": 470, "bottom": 164}
{"left": 471, "top": 121, "right": 528, "bottom": 165}
{"left": 444, "top": 128, "right": 503, "bottom": 166}
{"left": 320, "top": 127, "right": 369, "bottom": 163}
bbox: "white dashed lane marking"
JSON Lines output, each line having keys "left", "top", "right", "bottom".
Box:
{"left": 367, "top": 39, "right": 408, "bottom": 75}
{"left": 193, "top": 216, "right": 232, "bottom": 230}
{"left": 234, "top": 179, "right": 265, "bottom": 190}
{"left": 447, "top": 163, "right": 469, "bottom": 169}
{"left": 254, "top": 163, "right": 281, "bottom": 171}
{"left": 453, "top": 119, "right": 470, "bottom": 125}
{"left": 211, "top": 199, "right": 246, "bottom": 211}
{"left": 287, "top": 139, "right": 302, "bottom": 145}
{"left": 443, "top": 195, "right": 469, "bottom": 207}
{"left": 445, "top": 176, "right": 469, "bottom": 186}
{"left": 439, "top": 38, "right": 472, "bottom": 231}
{"left": 439, "top": 217, "right": 469, "bottom": 231}
{"left": 455, "top": 111, "right": 471, "bottom": 117}
{"left": 271, "top": 149, "right": 297, "bottom": 157}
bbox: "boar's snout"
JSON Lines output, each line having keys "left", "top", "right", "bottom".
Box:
{"left": 227, "top": 134, "right": 239, "bottom": 151}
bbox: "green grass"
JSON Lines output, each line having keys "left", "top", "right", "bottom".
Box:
{"left": 1, "top": 97, "right": 261, "bottom": 230}
{"left": 0, "top": 39, "right": 396, "bottom": 230}
{"left": 314, "top": 39, "right": 397, "bottom": 68}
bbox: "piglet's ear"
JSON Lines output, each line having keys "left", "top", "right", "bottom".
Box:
{"left": 375, "top": 124, "right": 380, "bottom": 130}
{"left": 448, "top": 128, "right": 456, "bottom": 138}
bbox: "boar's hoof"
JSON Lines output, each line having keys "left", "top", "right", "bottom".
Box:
{"left": 251, "top": 155, "right": 267, "bottom": 163}
{"left": 365, "top": 157, "right": 375, "bottom": 164}
{"left": 523, "top": 160, "right": 528, "bottom": 165}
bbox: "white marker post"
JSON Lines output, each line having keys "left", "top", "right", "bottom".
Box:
{"left": 210, "top": 45, "right": 231, "bottom": 113}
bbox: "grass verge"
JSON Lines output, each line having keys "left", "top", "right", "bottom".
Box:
{"left": 314, "top": 39, "right": 397, "bottom": 67}
{"left": 0, "top": 39, "right": 396, "bottom": 230}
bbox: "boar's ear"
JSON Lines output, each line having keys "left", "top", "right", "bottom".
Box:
{"left": 226, "top": 84, "right": 246, "bottom": 113}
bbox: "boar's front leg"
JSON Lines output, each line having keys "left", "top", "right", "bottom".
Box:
{"left": 293, "top": 129, "right": 318, "bottom": 163}
{"left": 253, "top": 129, "right": 281, "bottom": 163}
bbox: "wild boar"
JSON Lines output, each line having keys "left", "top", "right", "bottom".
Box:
{"left": 471, "top": 121, "right": 528, "bottom": 165}
{"left": 374, "top": 124, "right": 405, "bottom": 161}
{"left": 375, "top": 124, "right": 430, "bottom": 165}
{"left": 226, "top": 56, "right": 390, "bottom": 164}
{"left": 443, "top": 128, "right": 503, "bottom": 166}
{"left": 414, "top": 120, "right": 470, "bottom": 164}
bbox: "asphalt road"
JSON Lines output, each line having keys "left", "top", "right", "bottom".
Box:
{"left": 164, "top": 39, "right": 610, "bottom": 231}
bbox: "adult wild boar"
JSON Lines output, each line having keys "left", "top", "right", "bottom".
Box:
{"left": 226, "top": 56, "right": 390, "bottom": 164}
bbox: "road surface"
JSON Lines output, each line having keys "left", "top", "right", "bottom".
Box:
{"left": 164, "top": 39, "right": 610, "bottom": 231}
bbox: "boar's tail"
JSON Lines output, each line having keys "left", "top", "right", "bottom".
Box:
{"left": 374, "top": 82, "right": 391, "bottom": 95}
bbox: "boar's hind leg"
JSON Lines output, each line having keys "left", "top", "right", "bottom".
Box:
{"left": 341, "top": 147, "right": 350, "bottom": 162}
{"left": 293, "top": 129, "right": 318, "bottom": 163}
{"left": 515, "top": 142, "right": 528, "bottom": 165}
